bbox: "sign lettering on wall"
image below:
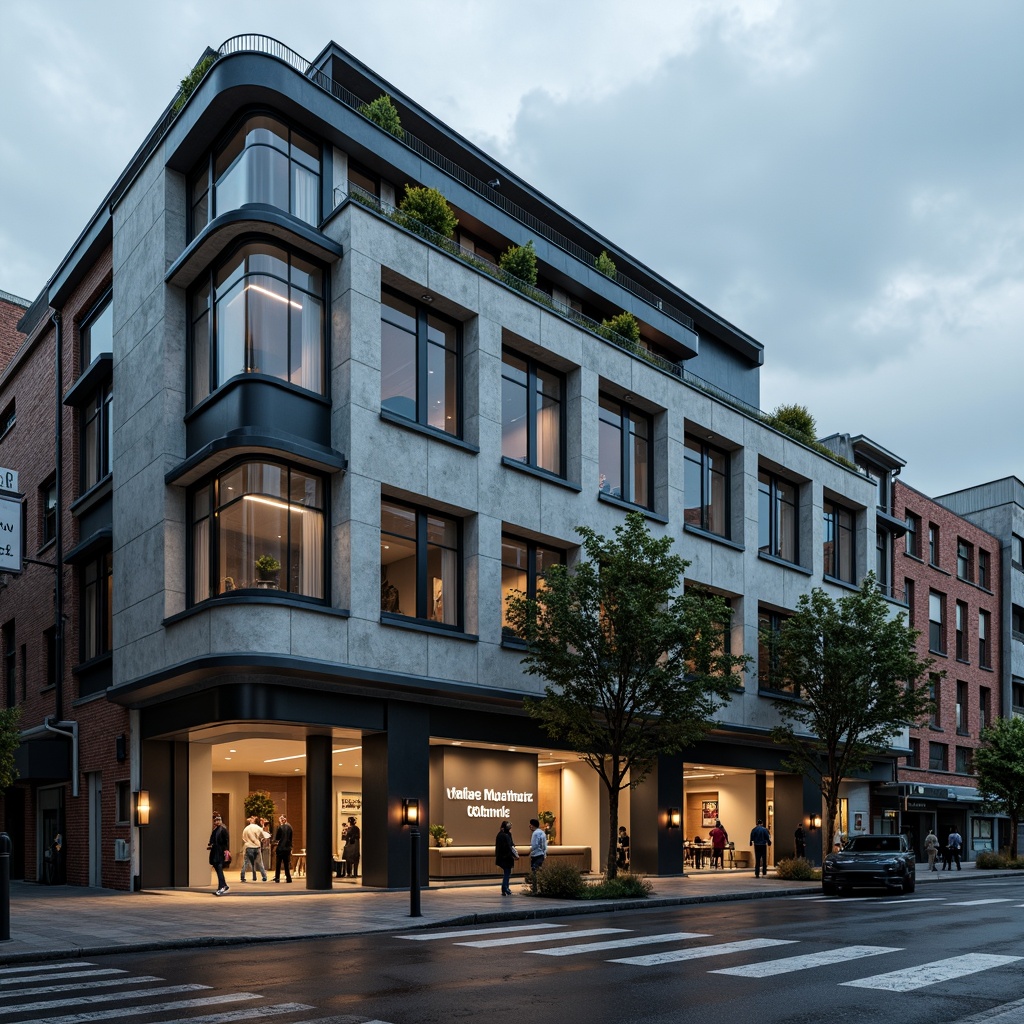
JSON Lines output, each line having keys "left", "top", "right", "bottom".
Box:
{"left": 0, "top": 495, "right": 22, "bottom": 572}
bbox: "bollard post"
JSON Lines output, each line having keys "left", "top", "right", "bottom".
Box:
{"left": 409, "top": 823, "right": 421, "bottom": 918}
{"left": 0, "top": 832, "right": 11, "bottom": 941}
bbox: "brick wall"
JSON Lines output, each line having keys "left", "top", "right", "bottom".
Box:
{"left": 0, "top": 294, "right": 29, "bottom": 375}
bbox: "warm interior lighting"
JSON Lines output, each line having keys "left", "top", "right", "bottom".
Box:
{"left": 134, "top": 790, "right": 151, "bottom": 827}
{"left": 245, "top": 282, "right": 303, "bottom": 309}
{"left": 242, "top": 494, "right": 311, "bottom": 512}
{"left": 667, "top": 807, "right": 681, "bottom": 829}
{"left": 403, "top": 797, "right": 420, "bottom": 826}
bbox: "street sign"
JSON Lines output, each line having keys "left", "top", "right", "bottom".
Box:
{"left": 0, "top": 495, "right": 21, "bottom": 572}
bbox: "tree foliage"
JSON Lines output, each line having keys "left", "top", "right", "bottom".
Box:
{"left": 0, "top": 705, "right": 20, "bottom": 791}
{"left": 359, "top": 94, "right": 404, "bottom": 137}
{"left": 601, "top": 311, "right": 641, "bottom": 347}
{"left": 499, "top": 240, "right": 538, "bottom": 286}
{"left": 595, "top": 250, "right": 617, "bottom": 278}
{"left": 505, "top": 512, "right": 748, "bottom": 877}
{"left": 173, "top": 53, "right": 217, "bottom": 113}
{"left": 243, "top": 790, "right": 275, "bottom": 823}
{"left": 398, "top": 184, "right": 458, "bottom": 239}
{"left": 766, "top": 576, "right": 934, "bottom": 850}
{"left": 973, "top": 717, "right": 1024, "bottom": 859}
{"left": 768, "top": 403, "right": 817, "bottom": 445}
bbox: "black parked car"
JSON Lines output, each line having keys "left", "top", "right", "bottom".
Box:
{"left": 821, "top": 834, "right": 916, "bottom": 895}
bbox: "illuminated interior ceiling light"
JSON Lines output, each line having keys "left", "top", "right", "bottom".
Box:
{"left": 242, "top": 494, "right": 311, "bottom": 512}
{"left": 333, "top": 746, "right": 361, "bottom": 753}
{"left": 264, "top": 753, "right": 307, "bottom": 763}
{"left": 245, "top": 282, "right": 303, "bottom": 309}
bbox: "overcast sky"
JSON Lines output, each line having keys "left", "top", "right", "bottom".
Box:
{"left": 1, "top": 1, "right": 1021, "bottom": 497}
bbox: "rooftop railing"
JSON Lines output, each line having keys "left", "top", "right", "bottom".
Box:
{"left": 213, "top": 35, "right": 695, "bottom": 333}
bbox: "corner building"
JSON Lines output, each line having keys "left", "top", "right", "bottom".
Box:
{"left": 3, "top": 36, "right": 898, "bottom": 890}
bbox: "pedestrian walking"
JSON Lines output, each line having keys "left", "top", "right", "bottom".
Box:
{"left": 529, "top": 817, "right": 548, "bottom": 891}
{"left": 709, "top": 820, "right": 728, "bottom": 869}
{"left": 240, "top": 814, "right": 270, "bottom": 882}
{"left": 833, "top": 827, "right": 845, "bottom": 853}
{"left": 208, "top": 814, "right": 230, "bottom": 895}
{"left": 616, "top": 826, "right": 631, "bottom": 870}
{"left": 794, "top": 822, "right": 806, "bottom": 859}
{"left": 342, "top": 816, "right": 361, "bottom": 877}
{"left": 750, "top": 818, "right": 772, "bottom": 878}
{"left": 273, "top": 814, "right": 293, "bottom": 883}
{"left": 495, "top": 820, "right": 518, "bottom": 895}
{"left": 924, "top": 829, "right": 940, "bottom": 872}
{"left": 947, "top": 827, "right": 963, "bottom": 870}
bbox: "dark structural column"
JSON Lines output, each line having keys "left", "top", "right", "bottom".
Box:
{"left": 631, "top": 753, "right": 684, "bottom": 876}
{"left": 774, "top": 772, "right": 824, "bottom": 864}
{"left": 305, "top": 734, "right": 333, "bottom": 890}
{"left": 362, "top": 701, "right": 429, "bottom": 888}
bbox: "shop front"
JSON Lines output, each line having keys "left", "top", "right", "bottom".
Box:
{"left": 873, "top": 783, "right": 995, "bottom": 861}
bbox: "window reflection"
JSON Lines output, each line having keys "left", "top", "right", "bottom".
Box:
{"left": 501, "top": 534, "right": 563, "bottom": 634}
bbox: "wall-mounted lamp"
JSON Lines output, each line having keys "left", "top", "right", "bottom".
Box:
{"left": 134, "top": 790, "right": 151, "bottom": 827}
{"left": 810, "top": 813, "right": 822, "bottom": 830}
{"left": 402, "top": 797, "right": 420, "bottom": 827}
{"left": 667, "top": 807, "right": 681, "bottom": 829}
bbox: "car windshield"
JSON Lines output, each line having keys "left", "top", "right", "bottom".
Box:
{"left": 845, "top": 837, "right": 901, "bottom": 852}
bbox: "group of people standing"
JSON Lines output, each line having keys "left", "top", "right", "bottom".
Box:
{"left": 923, "top": 827, "right": 964, "bottom": 871}
{"left": 495, "top": 818, "right": 549, "bottom": 895}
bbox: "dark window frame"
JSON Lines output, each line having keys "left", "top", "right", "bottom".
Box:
{"left": 81, "top": 550, "right": 113, "bottom": 663}
{"left": 40, "top": 475, "right": 57, "bottom": 548}
{"left": 500, "top": 532, "right": 565, "bottom": 638}
{"left": 500, "top": 347, "right": 566, "bottom": 479}
{"left": 2, "top": 622, "right": 14, "bottom": 708}
{"left": 906, "top": 737, "right": 920, "bottom": 768}
{"left": 956, "top": 679, "right": 968, "bottom": 734}
{"left": 905, "top": 513, "right": 920, "bottom": 557}
{"left": 758, "top": 608, "right": 794, "bottom": 695}
{"left": 955, "top": 600, "right": 968, "bottom": 661}
{"left": 1013, "top": 534, "right": 1024, "bottom": 569}
{"left": 957, "top": 538, "right": 973, "bottom": 582}
{"left": 758, "top": 469, "right": 799, "bottom": 564}
{"left": 929, "top": 524, "right": 940, "bottom": 567}
{"left": 955, "top": 746, "right": 973, "bottom": 775}
{"left": 81, "top": 379, "right": 113, "bottom": 492}
{"left": 978, "top": 549, "right": 990, "bottom": 589}
{"left": 979, "top": 609, "right": 991, "bottom": 668}
{"left": 929, "top": 674, "right": 941, "bottom": 727}
{"left": 598, "top": 393, "right": 654, "bottom": 511}
{"left": 79, "top": 289, "right": 113, "bottom": 367}
{"left": 684, "top": 434, "right": 730, "bottom": 538}
{"left": 823, "top": 498, "right": 856, "bottom": 582}
{"left": 929, "top": 591, "right": 946, "bottom": 655}
{"left": 928, "top": 741, "right": 948, "bottom": 772}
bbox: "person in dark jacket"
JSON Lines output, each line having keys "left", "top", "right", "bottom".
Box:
{"left": 342, "top": 817, "right": 361, "bottom": 878}
{"left": 794, "top": 823, "right": 806, "bottom": 859}
{"left": 495, "top": 820, "right": 517, "bottom": 895}
{"left": 749, "top": 819, "right": 772, "bottom": 878}
{"left": 208, "top": 814, "right": 230, "bottom": 895}
{"left": 273, "top": 814, "right": 293, "bottom": 883}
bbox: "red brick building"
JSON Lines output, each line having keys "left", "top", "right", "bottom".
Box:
{"left": 0, "top": 289, "right": 29, "bottom": 375}
{"left": 887, "top": 479, "right": 1004, "bottom": 858}
{"left": 0, "top": 254, "right": 131, "bottom": 887}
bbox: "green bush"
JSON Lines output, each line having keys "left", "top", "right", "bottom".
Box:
{"left": 975, "top": 851, "right": 1024, "bottom": 869}
{"left": 774, "top": 857, "right": 821, "bottom": 881}
{"left": 767, "top": 403, "right": 817, "bottom": 445}
{"left": 588, "top": 872, "right": 653, "bottom": 899}
{"left": 398, "top": 185, "right": 458, "bottom": 239}
{"left": 595, "top": 250, "right": 617, "bottom": 278}
{"left": 173, "top": 54, "right": 217, "bottom": 112}
{"left": 499, "top": 240, "right": 538, "bottom": 286}
{"left": 601, "top": 310, "right": 641, "bottom": 346}
{"left": 528, "top": 862, "right": 586, "bottom": 899}
{"left": 243, "top": 790, "right": 275, "bottom": 822}
{"left": 359, "top": 94, "right": 403, "bottom": 137}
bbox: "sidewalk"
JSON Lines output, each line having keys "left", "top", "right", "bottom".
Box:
{"left": 0, "top": 861, "right": 1001, "bottom": 964}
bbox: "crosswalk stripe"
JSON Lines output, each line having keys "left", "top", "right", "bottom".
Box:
{"left": 398, "top": 924, "right": 563, "bottom": 941}
{"left": 611, "top": 938, "right": 797, "bottom": 967}
{"left": 0, "top": 983, "right": 207, "bottom": 1016}
{"left": 875, "top": 898, "right": 946, "bottom": 904}
{"left": 947, "top": 899, "right": 1013, "bottom": 906}
{"left": 1, "top": 970, "right": 125, "bottom": 988}
{"left": 456, "top": 928, "right": 629, "bottom": 948}
{"left": 710, "top": 945, "right": 902, "bottom": 977}
{"left": 0, "top": 977, "right": 166, "bottom": 1000}
{"left": 528, "top": 932, "right": 710, "bottom": 957}
{"left": 19, "top": 991, "right": 262, "bottom": 1024}
{"left": 0, "top": 964, "right": 95, "bottom": 977}
{"left": 841, "top": 953, "right": 1023, "bottom": 991}
{"left": 118, "top": 1006, "right": 316, "bottom": 1024}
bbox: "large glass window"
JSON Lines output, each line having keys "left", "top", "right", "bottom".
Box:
{"left": 684, "top": 435, "right": 728, "bottom": 537}
{"left": 1013, "top": 534, "right": 1024, "bottom": 569}
{"left": 823, "top": 500, "right": 855, "bottom": 582}
{"left": 192, "top": 114, "right": 320, "bottom": 234}
{"left": 191, "top": 243, "right": 324, "bottom": 404}
{"left": 82, "top": 551, "right": 113, "bottom": 662}
{"left": 381, "top": 291, "right": 460, "bottom": 436}
{"left": 82, "top": 380, "right": 113, "bottom": 490}
{"left": 929, "top": 591, "right": 946, "bottom": 654}
{"left": 190, "top": 460, "right": 325, "bottom": 603}
{"left": 380, "top": 499, "right": 461, "bottom": 628}
{"left": 979, "top": 609, "right": 991, "bottom": 668}
{"left": 978, "top": 549, "right": 990, "bottom": 589}
{"left": 501, "top": 534, "right": 563, "bottom": 636}
{"left": 929, "top": 742, "right": 948, "bottom": 772}
{"left": 929, "top": 524, "right": 940, "bottom": 566}
{"left": 501, "top": 350, "right": 564, "bottom": 477}
{"left": 758, "top": 609, "right": 793, "bottom": 694}
{"left": 955, "top": 601, "right": 967, "bottom": 661}
{"left": 758, "top": 470, "right": 798, "bottom": 563}
{"left": 81, "top": 294, "right": 113, "bottom": 365}
{"left": 598, "top": 394, "right": 652, "bottom": 509}
{"left": 957, "top": 539, "right": 973, "bottom": 582}
{"left": 40, "top": 477, "right": 57, "bottom": 547}
{"left": 905, "top": 512, "right": 920, "bottom": 557}
{"left": 956, "top": 680, "right": 968, "bottom": 734}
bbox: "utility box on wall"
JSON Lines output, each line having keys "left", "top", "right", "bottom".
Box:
{"left": 113, "top": 838, "right": 130, "bottom": 862}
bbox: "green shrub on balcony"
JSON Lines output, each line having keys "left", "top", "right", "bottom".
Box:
{"left": 601, "top": 310, "right": 641, "bottom": 346}
{"left": 359, "top": 94, "right": 404, "bottom": 138}
{"left": 499, "top": 240, "right": 538, "bottom": 286}
{"left": 595, "top": 250, "right": 617, "bottom": 278}
{"left": 398, "top": 185, "right": 458, "bottom": 239}
{"left": 767, "top": 403, "right": 817, "bottom": 445}
{"left": 173, "top": 54, "right": 217, "bottom": 113}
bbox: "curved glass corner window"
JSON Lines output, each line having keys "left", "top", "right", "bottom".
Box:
{"left": 190, "top": 242, "right": 324, "bottom": 405}
{"left": 190, "top": 460, "right": 326, "bottom": 603}
{"left": 191, "top": 115, "right": 320, "bottom": 234}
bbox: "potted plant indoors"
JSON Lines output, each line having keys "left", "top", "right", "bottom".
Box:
{"left": 254, "top": 554, "right": 281, "bottom": 588}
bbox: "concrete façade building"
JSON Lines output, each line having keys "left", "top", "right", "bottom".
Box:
{"left": 1, "top": 35, "right": 910, "bottom": 891}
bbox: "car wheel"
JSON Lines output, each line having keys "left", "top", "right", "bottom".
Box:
{"left": 903, "top": 872, "right": 916, "bottom": 894}
{"left": 821, "top": 881, "right": 837, "bottom": 896}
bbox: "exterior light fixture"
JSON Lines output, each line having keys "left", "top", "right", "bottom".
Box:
{"left": 402, "top": 797, "right": 420, "bottom": 827}
{"left": 403, "top": 798, "right": 422, "bottom": 917}
{"left": 667, "top": 807, "right": 681, "bottom": 829}
{"left": 134, "top": 791, "right": 151, "bottom": 827}
{"left": 811, "top": 813, "right": 822, "bottom": 830}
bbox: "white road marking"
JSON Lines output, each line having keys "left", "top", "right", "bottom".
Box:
{"left": 398, "top": 923, "right": 563, "bottom": 940}
{"left": 947, "top": 899, "right": 1013, "bottom": 906}
{"left": 18, "top": 992, "right": 262, "bottom": 1023}
{"left": 114, "top": 1006, "right": 316, "bottom": 1024}
{"left": 710, "top": 945, "right": 902, "bottom": 977}
{"left": 0, "top": 984, "right": 207, "bottom": 1015}
{"left": 457, "top": 927, "right": 628, "bottom": 948}
{"left": 841, "top": 954, "right": 1023, "bottom": 992}
{"left": 0, "top": 977, "right": 166, "bottom": 999}
{"left": 611, "top": 938, "right": 797, "bottom": 966}
{"left": 528, "top": 932, "right": 710, "bottom": 956}
{"left": 0, "top": 964, "right": 95, "bottom": 976}
{"left": 876, "top": 898, "right": 946, "bottom": 904}
{"left": 0, "top": 970, "right": 125, "bottom": 988}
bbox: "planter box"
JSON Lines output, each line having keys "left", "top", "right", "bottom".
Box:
{"left": 428, "top": 845, "right": 592, "bottom": 879}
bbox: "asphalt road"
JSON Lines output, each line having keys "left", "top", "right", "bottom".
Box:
{"left": 3, "top": 877, "right": 1024, "bottom": 1024}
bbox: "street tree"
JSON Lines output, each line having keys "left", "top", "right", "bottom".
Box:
{"left": 0, "top": 705, "right": 20, "bottom": 791}
{"left": 973, "top": 716, "right": 1024, "bottom": 859}
{"left": 764, "top": 576, "right": 934, "bottom": 853}
{"left": 505, "top": 511, "right": 748, "bottom": 878}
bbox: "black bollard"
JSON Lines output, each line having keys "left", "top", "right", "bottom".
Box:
{"left": 0, "top": 832, "right": 10, "bottom": 941}
{"left": 409, "top": 824, "right": 421, "bottom": 917}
